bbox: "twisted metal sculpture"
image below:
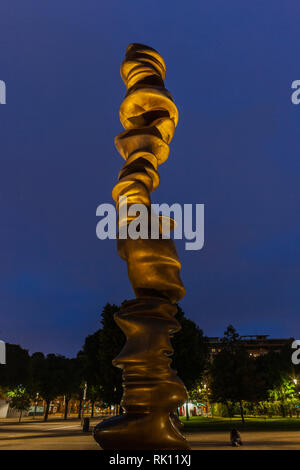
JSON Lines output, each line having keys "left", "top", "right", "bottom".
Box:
{"left": 94, "top": 43, "right": 190, "bottom": 450}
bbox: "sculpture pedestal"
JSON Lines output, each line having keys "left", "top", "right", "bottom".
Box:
{"left": 93, "top": 298, "right": 190, "bottom": 450}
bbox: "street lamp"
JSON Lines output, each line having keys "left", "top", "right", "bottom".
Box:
{"left": 81, "top": 382, "right": 87, "bottom": 424}
{"left": 33, "top": 392, "right": 39, "bottom": 419}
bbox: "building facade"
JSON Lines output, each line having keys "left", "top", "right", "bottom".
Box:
{"left": 207, "top": 335, "right": 292, "bottom": 361}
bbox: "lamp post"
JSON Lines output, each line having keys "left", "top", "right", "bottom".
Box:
{"left": 33, "top": 392, "right": 39, "bottom": 419}
{"left": 81, "top": 382, "right": 87, "bottom": 425}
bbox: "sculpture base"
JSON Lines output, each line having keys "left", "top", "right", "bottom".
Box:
{"left": 94, "top": 412, "right": 189, "bottom": 450}
{"left": 93, "top": 297, "right": 190, "bottom": 450}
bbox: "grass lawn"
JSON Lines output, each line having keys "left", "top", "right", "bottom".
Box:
{"left": 180, "top": 416, "right": 300, "bottom": 432}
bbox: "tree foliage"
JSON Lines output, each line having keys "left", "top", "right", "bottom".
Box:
{"left": 7, "top": 385, "right": 31, "bottom": 422}
{"left": 82, "top": 303, "right": 125, "bottom": 405}
{"left": 210, "top": 325, "right": 264, "bottom": 422}
{"left": 171, "top": 305, "right": 208, "bottom": 391}
{"left": 0, "top": 343, "right": 30, "bottom": 389}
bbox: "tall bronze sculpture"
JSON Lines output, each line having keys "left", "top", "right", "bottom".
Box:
{"left": 94, "top": 43, "right": 190, "bottom": 450}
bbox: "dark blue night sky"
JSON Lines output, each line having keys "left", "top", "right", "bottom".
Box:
{"left": 1, "top": 1, "right": 299, "bottom": 356}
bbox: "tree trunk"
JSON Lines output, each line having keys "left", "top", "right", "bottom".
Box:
{"left": 44, "top": 400, "right": 50, "bottom": 422}
{"left": 78, "top": 399, "right": 82, "bottom": 419}
{"left": 239, "top": 400, "right": 245, "bottom": 424}
{"left": 64, "top": 398, "right": 70, "bottom": 420}
{"left": 185, "top": 403, "right": 189, "bottom": 420}
{"left": 91, "top": 401, "right": 95, "bottom": 418}
{"left": 19, "top": 410, "right": 22, "bottom": 423}
{"left": 224, "top": 400, "right": 231, "bottom": 418}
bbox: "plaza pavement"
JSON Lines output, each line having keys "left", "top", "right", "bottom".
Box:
{"left": 0, "top": 416, "right": 300, "bottom": 450}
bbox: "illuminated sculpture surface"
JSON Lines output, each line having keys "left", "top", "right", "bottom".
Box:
{"left": 94, "top": 43, "right": 190, "bottom": 450}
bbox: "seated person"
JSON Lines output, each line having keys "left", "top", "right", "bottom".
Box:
{"left": 230, "top": 429, "right": 243, "bottom": 447}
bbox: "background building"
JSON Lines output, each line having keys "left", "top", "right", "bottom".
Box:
{"left": 207, "top": 335, "right": 292, "bottom": 361}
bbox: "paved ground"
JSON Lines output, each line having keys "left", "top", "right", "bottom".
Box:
{"left": 184, "top": 431, "right": 300, "bottom": 450}
{"left": 0, "top": 416, "right": 101, "bottom": 450}
{"left": 0, "top": 417, "right": 300, "bottom": 450}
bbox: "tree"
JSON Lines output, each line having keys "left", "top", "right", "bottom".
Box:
{"left": 0, "top": 343, "right": 30, "bottom": 389}
{"left": 255, "top": 341, "right": 300, "bottom": 417}
{"left": 98, "top": 303, "right": 125, "bottom": 405}
{"left": 254, "top": 351, "right": 283, "bottom": 399}
{"left": 81, "top": 303, "right": 208, "bottom": 409}
{"left": 72, "top": 353, "right": 87, "bottom": 418}
{"left": 269, "top": 376, "right": 299, "bottom": 417}
{"left": 171, "top": 305, "right": 208, "bottom": 391}
{"left": 87, "top": 384, "right": 102, "bottom": 418}
{"left": 80, "top": 329, "right": 102, "bottom": 409}
{"left": 188, "top": 380, "right": 211, "bottom": 417}
{"left": 31, "top": 353, "right": 66, "bottom": 421}
{"left": 209, "top": 325, "right": 258, "bottom": 423}
{"left": 7, "top": 385, "right": 31, "bottom": 422}
{"left": 60, "top": 357, "right": 83, "bottom": 420}
{"left": 82, "top": 303, "right": 125, "bottom": 406}
{"left": 28, "top": 352, "right": 45, "bottom": 398}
